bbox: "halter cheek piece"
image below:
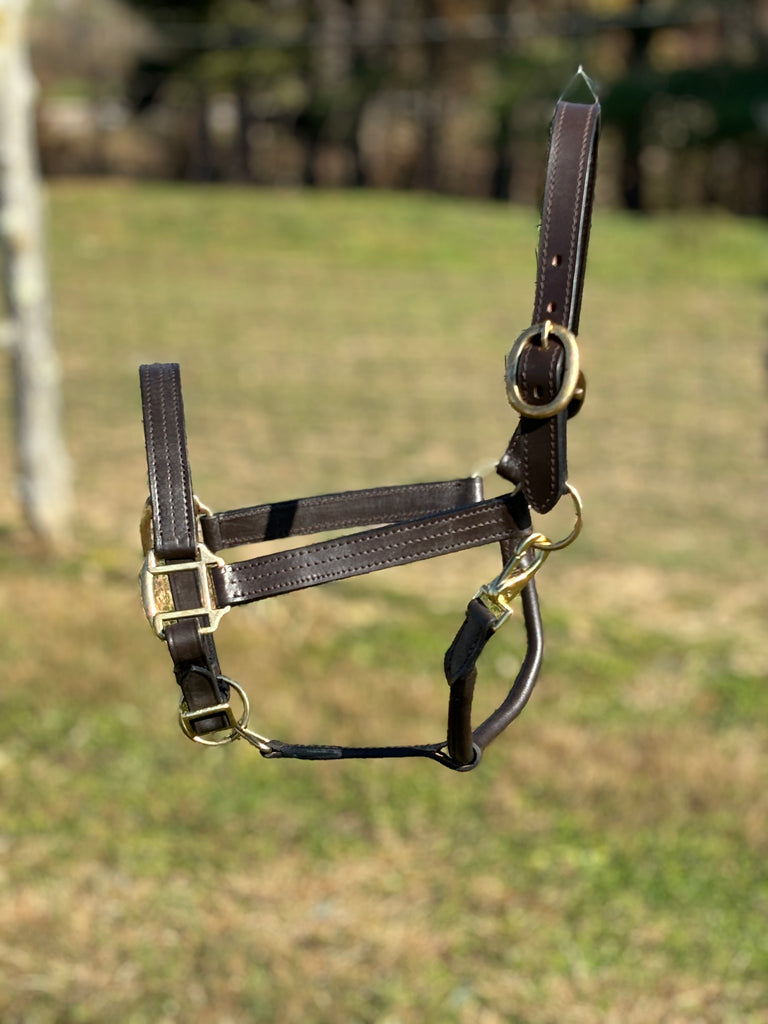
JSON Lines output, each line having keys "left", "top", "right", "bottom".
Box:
{"left": 139, "top": 86, "right": 600, "bottom": 772}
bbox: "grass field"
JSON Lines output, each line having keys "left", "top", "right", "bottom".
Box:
{"left": 0, "top": 182, "right": 766, "bottom": 1023}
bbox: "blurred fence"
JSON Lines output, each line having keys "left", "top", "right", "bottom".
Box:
{"left": 29, "top": 0, "right": 768, "bottom": 215}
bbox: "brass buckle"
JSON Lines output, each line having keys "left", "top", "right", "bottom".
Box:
{"left": 179, "top": 677, "right": 245, "bottom": 746}
{"left": 178, "top": 678, "right": 273, "bottom": 752}
{"left": 179, "top": 694, "right": 240, "bottom": 742}
{"left": 505, "top": 320, "right": 581, "bottom": 419}
{"left": 140, "top": 497, "right": 231, "bottom": 640}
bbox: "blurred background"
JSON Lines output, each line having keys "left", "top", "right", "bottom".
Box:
{"left": 30, "top": 0, "right": 768, "bottom": 213}
{"left": 1, "top": 2, "right": 767, "bottom": 1023}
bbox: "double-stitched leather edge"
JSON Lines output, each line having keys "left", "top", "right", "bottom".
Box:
{"left": 138, "top": 94, "right": 595, "bottom": 763}
{"left": 212, "top": 491, "right": 530, "bottom": 606}
{"left": 498, "top": 99, "right": 600, "bottom": 513}
{"left": 140, "top": 363, "right": 196, "bottom": 560}
{"left": 140, "top": 363, "right": 229, "bottom": 732}
{"left": 140, "top": 363, "right": 534, "bottom": 754}
{"left": 533, "top": 101, "right": 599, "bottom": 335}
{"left": 200, "top": 478, "right": 483, "bottom": 550}
{"left": 211, "top": 489, "right": 538, "bottom": 771}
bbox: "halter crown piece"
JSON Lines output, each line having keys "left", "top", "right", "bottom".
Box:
{"left": 139, "top": 76, "right": 600, "bottom": 772}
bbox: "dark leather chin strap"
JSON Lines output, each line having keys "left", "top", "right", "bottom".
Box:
{"left": 138, "top": 89, "right": 600, "bottom": 771}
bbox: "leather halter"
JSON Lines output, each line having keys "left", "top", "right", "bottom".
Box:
{"left": 139, "top": 90, "right": 600, "bottom": 771}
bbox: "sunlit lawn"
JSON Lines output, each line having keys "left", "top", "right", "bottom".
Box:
{"left": 0, "top": 182, "right": 766, "bottom": 1023}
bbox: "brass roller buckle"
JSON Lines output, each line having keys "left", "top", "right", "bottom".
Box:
{"left": 505, "top": 320, "right": 580, "bottom": 419}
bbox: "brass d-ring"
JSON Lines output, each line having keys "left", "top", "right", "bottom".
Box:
{"left": 178, "top": 677, "right": 250, "bottom": 746}
{"left": 533, "top": 483, "right": 583, "bottom": 551}
{"left": 505, "top": 320, "right": 580, "bottom": 419}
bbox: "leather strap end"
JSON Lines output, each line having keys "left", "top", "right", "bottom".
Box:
{"left": 139, "top": 363, "right": 198, "bottom": 561}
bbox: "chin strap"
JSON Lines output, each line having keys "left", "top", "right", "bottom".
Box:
{"left": 138, "top": 84, "right": 600, "bottom": 772}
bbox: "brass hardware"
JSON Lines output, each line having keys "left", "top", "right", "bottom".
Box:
{"left": 140, "top": 494, "right": 213, "bottom": 557}
{"left": 179, "top": 678, "right": 273, "bottom": 752}
{"left": 476, "top": 532, "right": 550, "bottom": 631}
{"left": 141, "top": 545, "right": 230, "bottom": 640}
{"left": 505, "top": 320, "right": 581, "bottom": 419}
{"left": 139, "top": 495, "right": 230, "bottom": 640}
{"left": 179, "top": 695, "right": 240, "bottom": 744}
{"left": 532, "top": 482, "right": 583, "bottom": 551}
{"left": 474, "top": 483, "right": 583, "bottom": 631}
{"left": 140, "top": 499, "right": 153, "bottom": 556}
{"left": 569, "top": 371, "right": 587, "bottom": 417}
{"left": 470, "top": 458, "right": 500, "bottom": 481}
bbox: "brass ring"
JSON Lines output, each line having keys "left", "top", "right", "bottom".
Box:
{"left": 505, "top": 321, "right": 580, "bottom": 419}
{"left": 532, "top": 483, "right": 583, "bottom": 551}
{"left": 178, "top": 677, "right": 250, "bottom": 746}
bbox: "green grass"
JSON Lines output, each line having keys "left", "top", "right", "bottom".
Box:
{"left": 0, "top": 183, "right": 766, "bottom": 1023}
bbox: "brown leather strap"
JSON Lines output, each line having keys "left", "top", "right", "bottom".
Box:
{"left": 200, "top": 478, "right": 483, "bottom": 550}
{"left": 497, "top": 98, "right": 600, "bottom": 513}
{"left": 257, "top": 566, "right": 543, "bottom": 771}
{"left": 138, "top": 88, "right": 600, "bottom": 770}
{"left": 445, "top": 580, "right": 543, "bottom": 764}
{"left": 139, "top": 362, "right": 541, "bottom": 766}
{"left": 140, "top": 363, "right": 229, "bottom": 734}
{"left": 140, "top": 363, "right": 197, "bottom": 560}
{"left": 212, "top": 492, "right": 530, "bottom": 606}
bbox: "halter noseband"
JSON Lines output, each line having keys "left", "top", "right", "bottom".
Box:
{"left": 139, "top": 85, "right": 600, "bottom": 772}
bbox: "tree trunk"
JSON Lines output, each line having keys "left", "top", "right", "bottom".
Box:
{"left": 0, "top": 0, "right": 73, "bottom": 549}
{"left": 418, "top": 0, "right": 442, "bottom": 191}
{"left": 489, "top": 2, "right": 514, "bottom": 201}
{"left": 189, "top": 83, "right": 215, "bottom": 181}
{"left": 234, "top": 77, "right": 253, "bottom": 181}
{"left": 620, "top": 0, "right": 652, "bottom": 211}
